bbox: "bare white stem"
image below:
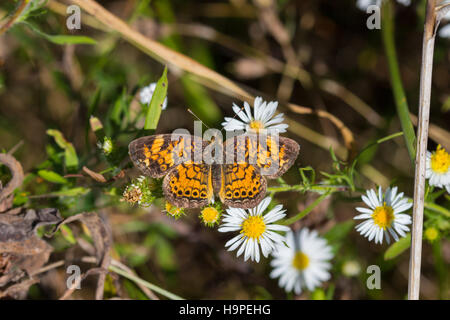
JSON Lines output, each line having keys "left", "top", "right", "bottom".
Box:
{"left": 408, "top": 0, "right": 437, "bottom": 300}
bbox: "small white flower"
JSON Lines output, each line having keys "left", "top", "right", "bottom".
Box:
{"left": 356, "top": 0, "right": 410, "bottom": 11}
{"left": 97, "top": 136, "right": 113, "bottom": 155}
{"left": 139, "top": 82, "right": 168, "bottom": 110}
{"left": 439, "top": 24, "right": 450, "bottom": 39}
{"left": 395, "top": 0, "right": 411, "bottom": 6}
{"left": 221, "top": 97, "right": 288, "bottom": 133}
{"left": 218, "top": 197, "right": 290, "bottom": 263}
{"left": 270, "top": 228, "right": 333, "bottom": 295}
{"left": 356, "top": 0, "right": 379, "bottom": 11}
{"left": 354, "top": 186, "right": 412, "bottom": 245}
{"left": 426, "top": 145, "right": 450, "bottom": 193}
{"left": 342, "top": 260, "right": 361, "bottom": 277}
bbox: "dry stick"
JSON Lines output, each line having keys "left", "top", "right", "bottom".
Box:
{"left": 0, "top": 0, "right": 30, "bottom": 35}
{"left": 0, "top": 154, "right": 24, "bottom": 204}
{"left": 158, "top": 21, "right": 450, "bottom": 149}
{"left": 408, "top": 0, "right": 437, "bottom": 300}
{"left": 65, "top": 0, "right": 355, "bottom": 158}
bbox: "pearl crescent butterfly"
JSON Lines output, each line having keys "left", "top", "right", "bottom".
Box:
{"left": 129, "top": 133, "right": 299, "bottom": 209}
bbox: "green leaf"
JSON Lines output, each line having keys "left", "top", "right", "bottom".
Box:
{"left": 86, "top": 89, "right": 102, "bottom": 147}
{"left": 47, "top": 129, "right": 79, "bottom": 169}
{"left": 13, "top": 190, "right": 29, "bottom": 206}
{"left": 60, "top": 225, "right": 77, "bottom": 244}
{"left": 311, "top": 288, "right": 326, "bottom": 300}
{"left": 384, "top": 233, "right": 411, "bottom": 260}
{"left": 144, "top": 67, "right": 168, "bottom": 130}
{"left": 156, "top": 238, "right": 176, "bottom": 270}
{"left": 180, "top": 75, "right": 222, "bottom": 126}
{"left": 37, "top": 170, "right": 68, "bottom": 184}
{"left": 22, "top": 22, "right": 97, "bottom": 45}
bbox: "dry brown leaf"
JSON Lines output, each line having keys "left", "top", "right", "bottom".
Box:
{"left": 82, "top": 166, "right": 107, "bottom": 183}
{"left": 53, "top": 212, "right": 112, "bottom": 300}
{"left": 0, "top": 208, "right": 62, "bottom": 296}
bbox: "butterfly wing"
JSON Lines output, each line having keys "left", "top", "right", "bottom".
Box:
{"left": 163, "top": 162, "right": 213, "bottom": 208}
{"left": 223, "top": 134, "right": 299, "bottom": 179}
{"left": 129, "top": 134, "right": 206, "bottom": 178}
{"left": 218, "top": 163, "right": 267, "bottom": 209}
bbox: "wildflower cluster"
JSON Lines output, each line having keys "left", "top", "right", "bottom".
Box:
{"left": 122, "top": 176, "right": 155, "bottom": 207}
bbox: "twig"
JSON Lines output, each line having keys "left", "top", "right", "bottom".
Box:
{"left": 408, "top": 0, "right": 437, "bottom": 300}
{"left": 0, "top": 153, "right": 24, "bottom": 207}
{"left": 60, "top": 0, "right": 355, "bottom": 158}
{"left": 7, "top": 140, "right": 24, "bottom": 155}
{"left": 30, "top": 260, "right": 65, "bottom": 276}
{"left": 59, "top": 267, "right": 107, "bottom": 300}
{"left": 109, "top": 259, "right": 159, "bottom": 300}
{"left": 0, "top": 0, "right": 30, "bottom": 35}
{"left": 158, "top": 21, "right": 450, "bottom": 149}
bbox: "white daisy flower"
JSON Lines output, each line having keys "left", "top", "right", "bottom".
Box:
{"left": 221, "top": 97, "right": 288, "bottom": 133}
{"left": 139, "top": 82, "right": 168, "bottom": 110}
{"left": 354, "top": 186, "right": 412, "bottom": 245}
{"left": 270, "top": 228, "right": 333, "bottom": 295}
{"left": 438, "top": 7, "right": 450, "bottom": 39}
{"left": 439, "top": 24, "right": 450, "bottom": 39}
{"left": 356, "top": 0, "right": 410, "bottom": 11}
{"left": 218, "top": 197, "right": 290, "bottom": 263}
{"left": 426, "top": 145, "right": 450, "bottom": 193}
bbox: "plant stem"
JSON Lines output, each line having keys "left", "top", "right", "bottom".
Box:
{"left": 0, "top": 0, "right": 30, "bottom": 35}
{"left": 381, "top": 0, "right": 416, "bottom": 162}
{"left": 408, "top": 0, "right": 436, "bottom": 301}
{"left": 280, "top": 192, "right": 330, "bottom": 225}
{"left": 268, "top": 184, "right": 346, "bottom": 195}
{"left": 109, "top": 265, "right": 184, "bottom": 300}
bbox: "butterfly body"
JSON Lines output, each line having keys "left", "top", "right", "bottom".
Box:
{"left": 129, "top": 133, "right": 299, "bottom": 209}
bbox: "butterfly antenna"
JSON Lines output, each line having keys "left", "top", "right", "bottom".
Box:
{"left": 187, "top": 108, "right": 210, "bottom": 130}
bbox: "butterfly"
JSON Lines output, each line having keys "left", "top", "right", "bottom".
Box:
{"left": 128, "top": 133, "right": 299, "bottom": 209}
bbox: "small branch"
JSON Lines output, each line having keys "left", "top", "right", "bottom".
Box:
{"left": 0, "top": 0, "right": 30, "bottom": 36}
{"left": 109, "top": 265, "right": 184, "bottom": 300}
{"left": 61, "top": 0, "right": 355, "bottom": 158}
{"left": 82, "top": 256, "right": 159, "bottom": 300}
{"left": 408, "top": 0, "right": 437, "bottom": 301}
{"left": 0, "top": 153, "right": 24, "bottom": 210}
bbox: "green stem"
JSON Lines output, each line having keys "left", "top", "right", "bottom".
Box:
{"left": 109, "top": 265, "right": 184, "bottom": 300}
{"left": 280, "top": 192, "right": 331, "bottom": 225}
{"left": 268, "top": 184, "right": 346, "bottom": 194}
{"left": 424, "top": 202, "right": 450, "bottom": 218}
{"left": 381, "top": 0, "right": 416, "bottom": 162}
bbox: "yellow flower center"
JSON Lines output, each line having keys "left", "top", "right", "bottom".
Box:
{"left": 201, "top": 207, "right": 220, "bottom": 224}
{"left": 371, "top": 202, "right": 394, "bottom": 229}
{"left": 241, "top": 215, "right": 266, "bottom": 239}
{"left": 431, "top": 145, "right": 450, "bottom": 174}
{"left": 292, "top": 251, "right": 309, "bottom": 270}
{"left": 424, "top": 227, "right": 438, "bottom": 241}
{"left": 249, "top": 120, "right": 264, "bottom": 132}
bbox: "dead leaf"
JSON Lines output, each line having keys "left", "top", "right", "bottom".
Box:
{"left": 0, "top": 208, "right": 62, "bottom": 298}
{"left": 0, "top": 278, "right": 39, "bottom": 299}
{"left": 53, "top": 212, "right": 112, "bottom": 300}
{"left": 82, "top": 166, "right": 107, "bottom": 183}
